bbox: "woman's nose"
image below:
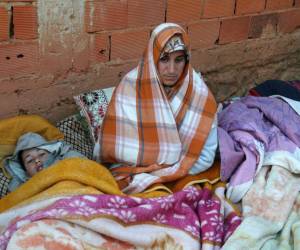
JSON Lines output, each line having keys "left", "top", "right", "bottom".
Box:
{"left": 167, "top": 61, "right": 176, "bottom": 73}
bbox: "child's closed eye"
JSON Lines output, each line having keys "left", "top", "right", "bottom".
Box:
{"left": 26, "top": 159, "right": 33, "bottom": 164}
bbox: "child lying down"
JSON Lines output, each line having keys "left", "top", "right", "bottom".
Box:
{"left": 4, "top": 132, "right": 85, "bottom": 192}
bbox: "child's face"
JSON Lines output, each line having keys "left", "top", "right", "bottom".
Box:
{"left": 21, "top": 148, "right": 49, "bottom": 177}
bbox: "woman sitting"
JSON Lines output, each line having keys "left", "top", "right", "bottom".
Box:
{"left": 97, "top": 23, "right": 218, "bottom": 193}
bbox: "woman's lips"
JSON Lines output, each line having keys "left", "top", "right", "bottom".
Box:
{"left": 164, "top": 75, "right": 177, "bottom": 79}
{"left": 164, "top": 76, "right": 177, "bottom": 82}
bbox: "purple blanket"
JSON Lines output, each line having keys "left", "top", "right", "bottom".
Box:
{"left": 218, "top": 96, "right": 300, "bottom": 202}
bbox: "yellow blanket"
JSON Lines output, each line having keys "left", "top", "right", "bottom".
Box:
{"left": 0, "top": 157, "right": 175, "bottom": 213}
{"left": 0, "top": 158, "right": 122, "bottom": 212}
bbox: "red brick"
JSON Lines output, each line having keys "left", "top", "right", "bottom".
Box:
{"left": 128, "top": 0, "right": 165, "bottom": 27}
{"left": 202, "top": 0, "right": 235, "bottom": 18}
{"left": 85, "top": 0, "right": 127, "bottom": 33}
{"left": 266, "top": 0, "right": 294, "bottom": 10}
{"left": 236, "top": 0, "right": 266, "bottom": 15}
{"left": 278, "top": 9, "right": 300, "bottom": 33}
{"left": 0, "top": 41, "right": 39, "bottom": 77}
{"left": 167, "top": 0, "right": 202, "bottom": 23}
{"left": 249, "top": 13, "right": 279, "bottom": 38}
{"left": 296, "top": 0, "right": 300, "bottom": 7}
{"left": 219, "top": 16, "right": 250, "bottom": 44}
{"left": 188, "top": 20, "right": 220, "bottom": 49}
{"left": 111, "top": 29, "right": 149, "bottom": 61}
{"left": 13, "top": 6, "right": 38, "bottom": 40}
{"left": 0, "top": 7, "right": 9, "bottom": 41}
{"left": 90, "top": 33, "right": 110, "bottom": 63}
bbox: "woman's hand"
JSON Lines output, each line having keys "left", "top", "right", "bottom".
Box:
{"left": 110, "top": 163, "right": 164, "bottom": 190}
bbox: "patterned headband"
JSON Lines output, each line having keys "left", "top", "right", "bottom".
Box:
{"left": 160, "top": 35, "right": 188, "bottom": 59}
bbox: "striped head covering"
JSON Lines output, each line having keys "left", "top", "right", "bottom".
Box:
{"left": 160, "top": 35, "right": 187, "bottom": 59}
{"left": 99, "top": 23, "right": 217, "bottom": 193}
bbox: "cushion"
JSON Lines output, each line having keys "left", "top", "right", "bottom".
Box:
{"left": 56, "top": 114, "right": 94, "bottom": 159}
{"left": 73, "top": 87, "right": 115, "bottom": 144}
{"left": 0, "top": 114, "right": 64, "bottom": 146}
{"left": 0, "top": 172, "right": 9, "bottom": 198}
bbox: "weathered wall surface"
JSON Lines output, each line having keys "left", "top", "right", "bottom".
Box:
{"left": 0, "top": 0, "right": 299, "bottom": 122}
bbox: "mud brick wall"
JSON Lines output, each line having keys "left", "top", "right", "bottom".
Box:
{"left": 0, "top": 0, "right": 299, "bottom": 122}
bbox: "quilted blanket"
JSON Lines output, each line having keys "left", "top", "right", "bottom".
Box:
{"left": 0, "top": 158, "right": 241, "bottom": 250}
{"left": 219, "top": 96, "right": 300, "bottom": 249}
{"left": 218, "top": 96, "right": 300, "bottom": 202}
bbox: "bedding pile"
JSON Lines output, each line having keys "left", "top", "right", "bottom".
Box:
{"left": 1, "top": 80, "right": 300, "bottom": 249}
{"left": 0, "top": 158, "right": 240, "bottom": 250}
{"left": 0, "top": 112, "right": 241, "bottom": 249}
{"left": 219, "top": 80, "right": 300, "bottom": 249}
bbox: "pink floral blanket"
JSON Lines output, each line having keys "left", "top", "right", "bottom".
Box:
{"left": 0, "top": 186, "right": 240, "bottom": 250}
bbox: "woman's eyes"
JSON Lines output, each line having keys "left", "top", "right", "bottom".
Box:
{"left": 160, "top": 55, "right": 185, "bottom": 63}
{"left": 160, "top": 56, "right": 169, "bottom": 63}
{"left": 175, "top": 56, "right": 186, "bottom": 63}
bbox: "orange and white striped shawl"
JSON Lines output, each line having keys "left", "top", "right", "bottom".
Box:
{"left": 99, "top": 23, "right": 217, "bottom": 193}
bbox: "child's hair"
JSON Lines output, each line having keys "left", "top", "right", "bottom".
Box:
{"left": 18, "top": 150, "right": 26, "bottom": 171}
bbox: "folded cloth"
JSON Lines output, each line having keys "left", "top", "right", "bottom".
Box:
{"left": 248, "top": 79, "right": 300, "bottom": 101}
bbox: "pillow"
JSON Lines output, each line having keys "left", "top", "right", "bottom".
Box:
{"left": 0, "top": 114, "right": 64, "bottom": 145}
{"left": 56, "top": 114, "right": 94, "bottom": 159}
{"left": 0, "top": 172, "right": 9, "bottom": 198}
{"left": 74, "top": 87, "right": 115, "bottom": 144}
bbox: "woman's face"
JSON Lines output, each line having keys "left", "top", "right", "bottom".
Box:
{"left": 158, "top": 50, "right": 186, "bottom": 87}
{"left": 21, "top": 148, "right": 49, "bottom": 177}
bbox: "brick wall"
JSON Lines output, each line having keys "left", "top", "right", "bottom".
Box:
{"left": 0, "top": 0, "right": 300, "bottom": 122}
